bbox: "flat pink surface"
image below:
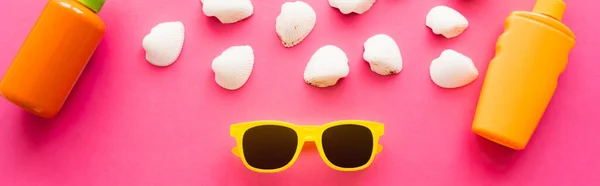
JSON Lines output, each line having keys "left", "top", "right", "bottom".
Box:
{"left": 1, "top": 0, "right": 599, "bottom": 185}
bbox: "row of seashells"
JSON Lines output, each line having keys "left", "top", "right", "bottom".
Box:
{"left": 141, "top": 0, "right": 478, "bottom": 90}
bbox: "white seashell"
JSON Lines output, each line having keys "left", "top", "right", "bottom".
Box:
{"left": 276, "top": 1, "right": 317, "bottom": 48}
{"left": 201, "top": 0, "right": 254, "bottom": 24}
{"left": 304, "top": 45, "right": 350, "bottom": 88}
{"left": 211, "top": 45, "right": 255, "bottom": 90}
{"left": 425, "top": 6, "right": 469, "bottom": 38}
{"left": 329, "top": 0, "right": 376, "bottom": 14}
{"left": 363, "top": 34, "right": 402, "bottom": 75}
{"left": 429, "top": 49, "right": 478, "bottom": 88}
{"left": 142, "top": 21, "right": 185, "bottom": 67}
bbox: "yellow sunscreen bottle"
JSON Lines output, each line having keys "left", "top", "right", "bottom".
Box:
{"left": 472, "top": 0, "right": 575, "bottom": 150}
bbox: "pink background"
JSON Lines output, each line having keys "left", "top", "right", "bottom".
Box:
{"left": 1, "top": 0, "right": 599, "bottom": 185}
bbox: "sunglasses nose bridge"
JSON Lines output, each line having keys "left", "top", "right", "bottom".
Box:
{"left": 300, "top": 126, "right": 320, "bottom": 142}
{"left": 304, "top": 135, "right": 315, "bottom": 141}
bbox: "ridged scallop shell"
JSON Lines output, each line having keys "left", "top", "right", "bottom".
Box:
{"left": 329, "top": 0, "right": 376, "bottom": 14}
{"left": 304, "top": 45, "right": 350, "bottom": 88}
{"left": 429, "top": 49, "right": 478, "bottom": 88}
{"left": 142, "top": 21, "right": 185, "bottom": 67}
{"left": 276, "top": 1, "right": 317, "bottom": 48}
{"left": 211, "top": 45, "right": 255, "bottom": 90}
{"left": 363, "top": 34, "right": 402, "bottom": 75}
{"left": 425, "top": 6, "right": 469, "bottom": 38}
{"left": 201, "top": 0, "right": 254, "bottom": 24}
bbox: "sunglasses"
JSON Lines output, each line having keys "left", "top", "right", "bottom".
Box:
{"left": 230, "top": 120, "right": 384, "bottom": 173}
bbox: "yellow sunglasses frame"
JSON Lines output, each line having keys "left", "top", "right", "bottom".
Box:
{"left": 230, "top": 120, "right": 384, "bottom": 173}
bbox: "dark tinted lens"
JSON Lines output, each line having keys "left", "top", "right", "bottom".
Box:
{"left": 322, "top": 124, "right": 373, "bottom": 168}
{"left": 242, "top": 125, "right": 298, "bottom": 169}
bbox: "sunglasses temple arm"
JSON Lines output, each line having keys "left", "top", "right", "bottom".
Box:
{"left": 376, "top": 145, "right": 383, "bottom": 155}
{"left": 232, "top": 147, "right": 241, "bottom": 157}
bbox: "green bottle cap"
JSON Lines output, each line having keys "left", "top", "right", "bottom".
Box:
{"left": 77, "top": 0, "right": 106, "bottom": 13}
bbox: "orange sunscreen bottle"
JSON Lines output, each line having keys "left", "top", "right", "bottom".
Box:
{"left": 472, "top": 0, "right": 575, "bottom": 150}
{"left": 0, "top": 0, "right": 106, "bottom": 118}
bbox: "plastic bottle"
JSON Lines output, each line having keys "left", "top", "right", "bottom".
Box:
{"left": 472, "top": 0, "right": 575, "bottom": 150}
{"left": 0, "top": 0, "right": 106, "bottom": 118}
